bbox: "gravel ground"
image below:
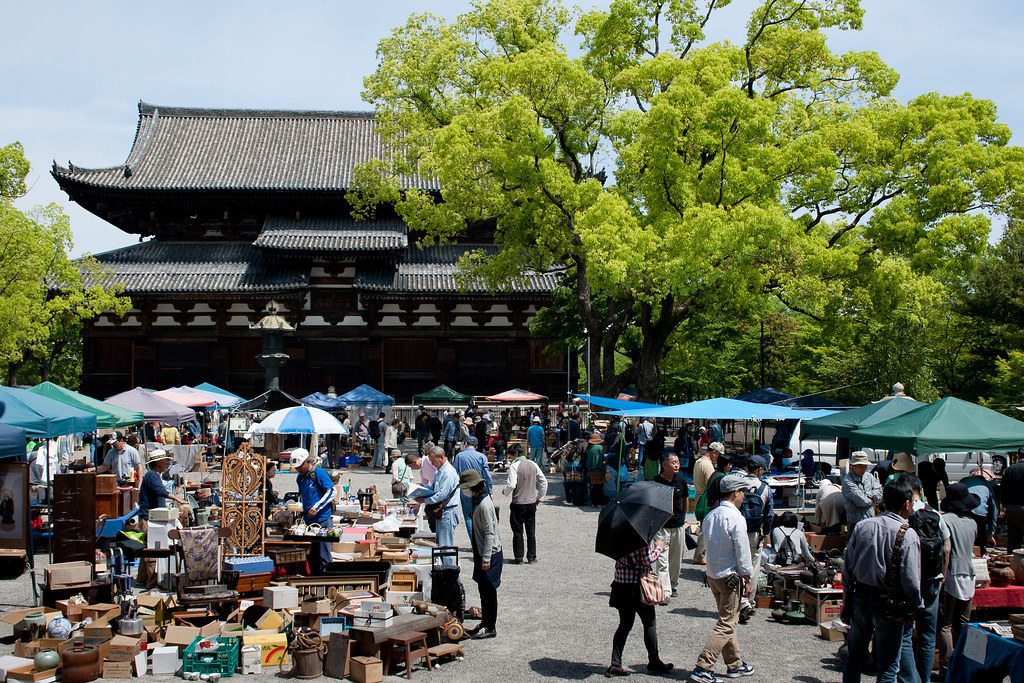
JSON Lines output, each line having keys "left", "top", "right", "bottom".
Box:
{"left": 0, "top": 457, "right": 846, "bottom": 682}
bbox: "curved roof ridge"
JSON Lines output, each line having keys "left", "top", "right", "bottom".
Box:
{"left": 138, "top": 101, "right": 376, "bottom": 120}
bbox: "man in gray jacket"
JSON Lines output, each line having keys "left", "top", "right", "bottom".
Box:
{"left": 842, "top": 451, "right": 882, "bottom": 529}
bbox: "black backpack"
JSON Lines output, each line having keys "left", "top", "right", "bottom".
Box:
{"left": 910, "top": 506, "right": 945, "bottom": 578}
{"left": 775, "top": 528, "right": 799, "bottom": 566}
{"left": 369, "top": 419, "right": 381, "bottom": 441}
{"left": 739, "top": 481, "right": 769, "bottom": 534}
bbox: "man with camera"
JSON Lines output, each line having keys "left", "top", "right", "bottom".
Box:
{"left": 841, "top": 476, "right": 923, "bottom": 683}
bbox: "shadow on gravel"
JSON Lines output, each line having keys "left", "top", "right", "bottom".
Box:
{"left": 529, "top": 657, "right": 607, "bottom": 679}
{"left": 594, "top": 591, "right": 610, "bottom": 597}
{"left": 668, "top": 606, "right": 717, "bottom": 618}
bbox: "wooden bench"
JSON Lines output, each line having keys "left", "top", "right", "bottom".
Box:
{"left": 427, "top": 643, "right": 464, "bottom": 662}
{"left": 380, "top": 631, "right": 432, "bottom": 679}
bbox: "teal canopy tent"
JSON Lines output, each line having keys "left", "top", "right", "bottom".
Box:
{"left": 28, "top": 381, "right": 143, "bottom": 428}
{"left": 413, "top": 385, "right": 473, "bottom": 404}
{"left": 0, "top": 386, "right": 97, "bottom": 438}
{"left": 801, "top": 396, "right": 925, "bottom": 441}
{"left": 853, "top": 396, "right": 1024, "bottom": 455}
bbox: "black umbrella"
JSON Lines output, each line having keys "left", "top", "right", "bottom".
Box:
{"left": 595, "top": 480, "right": 674, "bottom": 560}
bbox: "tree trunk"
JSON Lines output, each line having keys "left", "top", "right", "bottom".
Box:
{"left": 7, "top": 361, "right": 21, "bottom": 387}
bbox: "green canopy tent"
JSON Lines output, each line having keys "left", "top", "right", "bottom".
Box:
{"left": 412, "top": 384, "right": 473, "bottom": 404}
{"left": 853, "top": 396, "right": 1024, "bottom": 455}
{"left": 801, "top": 396, "right": 926, "bottom": 441}
{"left": 28, "top": 382, "right": 143, "bottom": 429}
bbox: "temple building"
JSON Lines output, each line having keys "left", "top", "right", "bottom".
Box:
{"left": 53, "top": 102, "right": 568, "bottom": 401}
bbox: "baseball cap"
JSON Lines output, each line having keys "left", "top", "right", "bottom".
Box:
{"left": 465, "top": 436, "right": 478, "bottom": 446}
{"left": 111, "top": 431, "right": 125, "bottom": 442}
{"left": 289, "top": 448, "right": 310, "bottom": 467}
{"left": 532, "top": 416, "right": 541, "bottom": 423}
{"left": 749, "top": 454, "right": 769, "bottom": 470}
{"left": 709, "top": 442, "right": 725, "bottom": 454}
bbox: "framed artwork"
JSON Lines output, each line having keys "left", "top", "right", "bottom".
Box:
{"left": 0, "top": 463, "right": 29, "bottom": 549}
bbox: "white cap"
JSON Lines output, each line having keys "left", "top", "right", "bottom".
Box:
{"left": 289, "top": 448, "right": 310, "bottom": 467}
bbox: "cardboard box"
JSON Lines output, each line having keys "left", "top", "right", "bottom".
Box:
{"left": 107, "top": 634, "right": 143, "bottom": 661}
{"left": 332, "top": 542, "right": 360, "bottom": 554}
{"left": 101, "top": 660, "right": 133, "bottom": 679}
{"left": 255, "top": 609, "right": 284, "bottom": 631}
{"left": 799, "top": 588, "right": 844, "bottom": 625}
{"left": 301, "top": 598, "right": 331, "bottom": 615}
{"left": 1, "top": 608, "right": 61, "bottom": 638}
{"left": 55, "top": 598, "right": 86, "bottom": 621}
{"left": 349, "top": 655, "right": 383, "bottom": 683}
{"left": 81, "top": 603, "right": 121, "bottom": 622}
{"left": 163, "top": 625, "right": 200, "bottom": 653}
{"left": 5, "top": 664, "right": 59, "bottom": 682}
{"left": 150, "top": 645, "right": 180, "bottom": 675}
{"left": 264, "top": 586, "right": 299, "bottom": 609}
{"left": 12, "top": 642, "right": 42, "bottom": 659}
{"left": 43, "top": 560, "right": 93, "bottom": 589}
{"left": 805, "top": 533, "right": 847, "bottom": 553}
{"left": 385, "top": 591, "right": 423, "bottom": 606}
{"left": 82, "top": 619, "right": 113, "bottom": 638}
{"left": 242, "top": 632, "right": 289, "bottom": 667}
{"left": 820, "top": 624, "right": 846, "bottom": 641}
{"left": 148, "top": 507, "right": 177, "bottom": 522}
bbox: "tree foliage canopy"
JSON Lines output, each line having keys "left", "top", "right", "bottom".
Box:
{"left": 0, "top": 142, "right": 130, "bottom": 387}
{"left": 354, "top": 0, "right": 1024, "bottom": 402}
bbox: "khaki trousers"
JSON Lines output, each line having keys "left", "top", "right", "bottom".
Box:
{"left": 696, "top": 575, "right": 743, "bottom": 671}
{"left": 693, "top": 527, "right": 706, "bottom": 562}
{"left": 654, "top": 526, "right": 685, "bottom": 593}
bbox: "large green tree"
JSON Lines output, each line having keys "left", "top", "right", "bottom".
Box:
{"left": 0, "top": 142, "right": 130, "bottom": 387}
{"left": 354, "top": 0, "right": 1024, "bottom": 401}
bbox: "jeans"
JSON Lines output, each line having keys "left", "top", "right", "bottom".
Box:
{"left": 435, "top": 506, "right": 459, "bottom": 563}
{"left": 308, "top": 516, "right": 334, "bottom": 574}
{"left": 529, "top": 446, "right": 544, "bottom": 466}
{"left": 373, "top": 440, "right": 386, "bottom": 467}
{"left": 898, "top": 615, "right": 921, "bottom": 683}
{"left": 912, "top": 577, "right": 942, "bottom": 682}
{"left": 509, "top": 502, "right": 537, "bottom": 562}
{"left": 460, "top": 493, "right": 474, "bottom": 542}
{"left": 844, "top": 586, "right": 908, "bottom": 683}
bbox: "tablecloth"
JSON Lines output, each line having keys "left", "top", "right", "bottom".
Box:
{"left": 946, "top": 624, "right": 1024, "bottom": 682}
{"left": 972, "top": 585, "right": 1024, "bottom": 610}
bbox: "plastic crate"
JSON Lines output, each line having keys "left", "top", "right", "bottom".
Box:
{"left": 183, "top": 635, "right": 240, "bottom": 677}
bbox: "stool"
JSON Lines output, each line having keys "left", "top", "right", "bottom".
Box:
{"left": 381, "top": 631, "right": 433, "bottom": 679}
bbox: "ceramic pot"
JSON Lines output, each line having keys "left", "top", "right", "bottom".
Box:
{"left": 19, "top": 610, "right": 46, "bottom": 643}
{"left": 785, "top": 600, "right": 806, "bottom": 624}
{"left": 61, "top": 640, "right": 100, "bottom": 683}
{"left": 1011, "top": 549, "right": 1024, "bottom": 585}
{"left": 771, "top": 606, "right": 787, "bottom": 621}
{"left": 34, "top": 650, "right": 60, "bottom": 671}
{"left": 990, "top": 561, "right": 1014, "bottom": 587}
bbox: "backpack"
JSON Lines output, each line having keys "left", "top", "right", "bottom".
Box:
{"left": 695, "top": 472, "right": 725, "bottom": 522}
{"left": 369, "top": 419, "right": 381, "bottom": 441}
{"left": 775, "top": 528, "right": 799, "bottom": 566}
{"left": 910, "top": 506, "right": 945, "bottom": 578}
{"left": 739, "top": 481, "right": 769, "bottom": 534}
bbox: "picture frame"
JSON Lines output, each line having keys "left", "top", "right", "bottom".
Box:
{"left": 287, "top": 575, "right": 379, "bottom": 600}
{"left": 0, "top": 463, "right": 29, "bottom": 549}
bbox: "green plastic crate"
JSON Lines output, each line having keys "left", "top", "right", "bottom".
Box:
{"left": 183, "top": 635, "right": 240, "bottom": 677}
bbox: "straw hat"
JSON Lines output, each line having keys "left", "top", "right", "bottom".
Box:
{"left": 892, "top": 452, "right": 915, "bottom": 473}
{"left": 588, "top": 433, "right": 604, "bottom": 445}
{"left": 148, "top": 449, "right": 172, "bottom": 465}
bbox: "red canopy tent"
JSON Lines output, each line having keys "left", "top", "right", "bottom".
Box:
{"left": 155, "top": 387, "right": 217, "bottom": 408}
{"left": 485, "top": 388, "right": 548, "bottom": 402}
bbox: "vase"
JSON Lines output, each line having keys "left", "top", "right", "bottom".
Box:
{"left": 19, "top": 610, "right": 46, "bottom": 643}
{"left": 1011, "top": 549, "right": 1024, "bottom": 585}
{"left": 990, "top": 561, "right": 1014, "bottom": 587}
{"left": 61, "top": 640, "right": 100, "bottom": 683}
{"left": 34, "top": 650, "right": 60, "bottom": 671}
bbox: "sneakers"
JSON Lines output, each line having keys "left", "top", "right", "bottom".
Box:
{"left": 738, "top": 605, "right": 756, "bottom": 624}
{"left": 605, "top": 665, "right": 631, "bottom": 677}
{"left": 692, "top": 558, "right": 706, "bottom": 565}
{"left": 647, "top": 661, "right": 674, "bottom": 675}
{"left": 689, "top": 667, "right": 722, "bottom": 683}
{"left": 725, "top": 663, "right": 755, "bottom": 678}
{"left": 473, "top": 627, "right": 496, "bottom": 639}
{"left": 671, "top": 588, "right": 679, "bottom": 597}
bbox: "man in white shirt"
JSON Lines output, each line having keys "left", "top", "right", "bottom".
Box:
{"left": 502, "top": 442, "right": 548, "bottom": 564}
{"left": 98, "top": 431, "right": 143, "bottom": 489}
{"left": 690, "top": 475, "right": 756, "bottom": 683}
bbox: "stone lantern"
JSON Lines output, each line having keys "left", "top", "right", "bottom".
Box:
{"left": 250, "top": 300, "right": 295, "bottom": 390}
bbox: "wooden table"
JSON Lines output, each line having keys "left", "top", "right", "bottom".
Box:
{"left": 348, "top": 612, "right": 451, "bottom": 657}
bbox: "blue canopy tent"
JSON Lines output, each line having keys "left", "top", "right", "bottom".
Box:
{"left": 600, "top": 397, "right": 835, "bottom": 421}
{"left": 573, "top": 393, "right": 662, "bottom": 413}
{"left": 301, "top": 392, "right": 347, "bottom": 411}
{"left": 0, "top": 386, "right": 97, "bottom": 438}
{"left": 0, "top": 402, "right": 26, "bottom": 459}
{"left": 338, "top": 384, "right": 395, "bottom": 406}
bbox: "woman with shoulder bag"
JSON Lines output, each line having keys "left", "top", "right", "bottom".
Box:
{"left": 606, "top": 540, "right": 674, "bottom": 677}
{"left": 391, "top": 452, "right": 420, "bottom": 498}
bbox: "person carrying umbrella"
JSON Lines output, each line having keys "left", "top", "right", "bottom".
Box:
{"left": 596, "top": 481, "right": 675, "bottom": 677}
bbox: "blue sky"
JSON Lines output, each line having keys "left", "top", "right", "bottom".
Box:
{"left": 4, "top": 0, "right": 1023, "bottom": 257}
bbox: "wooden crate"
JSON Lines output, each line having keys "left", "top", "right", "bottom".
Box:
{"left": 268, "top": 547, "right": 307, "bottom": 564}
{"left": 96, "top": 475, "right": 117, "bottom": 495}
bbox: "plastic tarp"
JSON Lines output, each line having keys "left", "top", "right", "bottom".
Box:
{"left": 155, "top": 387, "right": 218, "bottom": 408}
{"left": 601, "top": 397, "right": 836, "bottom": 421}
{"left": 234, "top": 389, "right": 306, "bottom": 413}
{"left": 413, "top": 384, "right": 473, "bottom": 404}
{"left": 105, "top": 387, "right": 196, "bottom": 426}
{"left": 338, "top": 384, "right": 395, "bottom": 406}
{"left": 486, "top": 388, "right": 548, "bottom": 401}
{"left": 574, "top": 393, "right": 662, "bottom": 413}
{"left": 801, "top": 396, "right": 926, "bottom": 440}
{"left": 301, "top": 392, "right": 347, "bottom": 410}
{"left": 0, "top": 421, "right": 25, "bottom": 459}
{"left": 193, "top": 382, "right": 245, "bottom": 406}
{"left": 28, "top": 381, "right": 143, "bottom": 428}
{"left": 0, "top": 386, "right": 97, "bottom": 438}
{"left": 851, "top": 396, "right": 1024, "bottom": 456}
{"left": 734, "top": 387, "right": 849, "bottom": 409}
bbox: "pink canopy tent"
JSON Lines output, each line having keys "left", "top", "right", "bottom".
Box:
{"left": 156, "top": 387, "right": 217, "bottom": 408}
{"left": 106, "top": 388, "right": 196, "bottom": 426}
{"left": 485, "top": 388, "right": 548, "bottom": 402}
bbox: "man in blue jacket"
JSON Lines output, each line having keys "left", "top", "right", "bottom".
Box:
{"left": 293, "top": 448, "right": 335, "bottom": 573}
{"left": 454, "top": 436, "right": 494, "bottom": 540}
{"left": 528, "top": 416, "right": 546, "bottom": 466}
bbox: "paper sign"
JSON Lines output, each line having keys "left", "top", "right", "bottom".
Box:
{"left": 963, "top": 625, "right": 987, "bottom": 664}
